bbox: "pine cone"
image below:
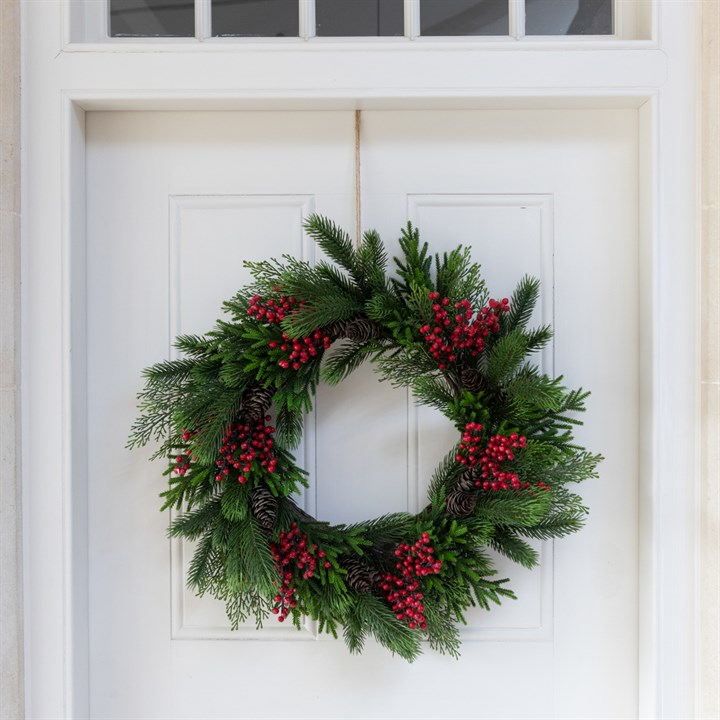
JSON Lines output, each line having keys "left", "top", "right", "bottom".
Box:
{"left": 342, "top": 557, "right": 381, "bottom": 593}
{"left": 243, "top": 384, "right": 275, "bottom": 422}
{"left": 460, "top": 367, "right": 485, "bottom": 395}
{"left": 323, "top": 319, "right": 347, "bottom": 340}
{"left": 445, "top": 488, "right": 477, "bottom": 518}
{"left": 326, "top": 317, "right": 383, "bottom": 343}
{"left": 250, "top": 485, "right": 278, "bottom": 532}
{"left": 345, "top": 318, "right": 383, "bottom": 343}
{"left": 455, "top": 467, "right": 477, "bottom": 493}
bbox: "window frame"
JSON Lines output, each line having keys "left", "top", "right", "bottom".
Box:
{"left": 75, "top": 0, "right": 651, "bottom": 43}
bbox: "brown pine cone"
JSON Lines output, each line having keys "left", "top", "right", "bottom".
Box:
{"left": 326, "top": 317, "right": 383, "bottom": 343}
{"left": 242, "top": 384, "right": 275, "bottom": 422}
{"left": 459, "top": 367, "right": 485, "bottom": 395}
{"left": 250, "top": 485, "right": 278, "bottom": 532}
{"left": 445, "top": 488, "right": 477, "bottom": 518}
{"left": 344, "top": 317, "right": 383, "bottom": 342}
{"left": 454, "top": 467, "right": 478, "bottom": 493}
{"left": 342, "top": 557, "right": 381, "bottom": 593}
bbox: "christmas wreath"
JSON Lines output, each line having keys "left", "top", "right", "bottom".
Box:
{"left": 129, "top": 215, "right": 601, "bottom": 661}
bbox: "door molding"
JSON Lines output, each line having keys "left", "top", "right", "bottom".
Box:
{"left": 22, "top": 3, "right": 701, "bottom": 717}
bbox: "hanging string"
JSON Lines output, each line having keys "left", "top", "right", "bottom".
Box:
{"left": 354, "top": 109, "right": 362, "bottom": 247}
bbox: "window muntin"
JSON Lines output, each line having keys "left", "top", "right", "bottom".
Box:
{"left": 108, "top": 0, "right": 614, "bottom": 38}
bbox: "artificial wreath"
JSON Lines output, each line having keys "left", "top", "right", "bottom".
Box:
{"left": 128, "top": 215, "right": 601, "bottom": 661}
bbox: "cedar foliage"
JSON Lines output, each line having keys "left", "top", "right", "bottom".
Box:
{"left": 128, "top": 214, "right": 601, "bottom": 661}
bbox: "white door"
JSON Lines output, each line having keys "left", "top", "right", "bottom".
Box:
{"left": 86, "top": 108, "right": 638, "bottom": 719}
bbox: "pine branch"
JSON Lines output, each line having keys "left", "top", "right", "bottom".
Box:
{"left": 392, "top": 223, "right": 432, "bottom": 297}
{"left": 142, "top": 357, "right": 199, "bottom": 386}
{"left": 313, "top": 261, "right": 363, "bottom": 298}
{"left": 352, "top": 593, "right": 423, "bottom": 662}
{"left": 355, "top": 229, "right": 389, "bottom": 292}
{"left": 321, "top": 341, "right": 373, "bottom": 385}
{"left": 169, "top": 495, "right": 223, "bottom": 541}
{"left": 274, "top": 405, "right": 304, "bottom": 449}
{"left": 365, "top": 291, "right": 403, "bottom": 324}
{"left": 303, "top": 214, "right": 358, "bottom": 278}
{"left": 427, "top": 447, "right": 463, "bottom": 506}
{"left": 173, "top": 333, "right": 216, "bottom": 357}
{"left": 468, "top": 575, "right": 516, "bottom": 609}
{"left": 343, "top": 607, "right": 368, "bottom": 655}
{"left": 503, "top": 276, "right": 541, "bottom": 332}
{"left": 175, "top": 381, "right": 244, "bottom": 464}
{"left": 504, "top": 369, "right": 566, "bottom": 416}
{"left": 411, "top": 375, "right": 458, "bottom": 415}
{"left": 186, "top": 528, "right": 220, "bottom": 590}
{"left": 422, "top": 603, "right": 461, "bottom": 658}
{"left": 434, "top": 246, "right": 485, "bottom": 307}
{"left": 490, "top": 528, "right": 539, "bottom": 569}
{"left": 523, "top": 325, "right": 553, "bottom": 355}
{"left": 375, "top": 348, "right": 438, "bottom": 390}
{"left": 236, "top": 516, "right": 277, "bottom": 596}
{"left": 473, "top": 490, "right": 552, "bottom": 528}
{"left": 517, "top": 507, "right": 587, "bottom": 540}
{"left": 280, "top": 294, "right": 363, "bottom": 338}
{"left": 485, "top": 329, "right": 529, "bottom": 386}
{"left": 220, "top": 482, "right": 250, "bottom": 523}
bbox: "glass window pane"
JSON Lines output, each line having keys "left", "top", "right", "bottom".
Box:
{"left": 525, "top": 0, "right": 612, "bottom": 35}
{"left": 110, "top": 0, "right": 194, "bottom": 36}
{"left": 212, "top": 0, "right": 299, "bottom": 37}
{"left": 420, "top": 0, "right": 508, "bottom": 36}
{"left": 316, "top": 0, "right": 404, "bottom": 37}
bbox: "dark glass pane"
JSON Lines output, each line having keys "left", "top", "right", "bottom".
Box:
{"left": 525, "top": 0, "right": 612, "bottom": 35}
{"left": 420, "top": 0, "right": 508, "bottom": 36}
{"left": 212, "top": 0, "right": 299, "bottom": 37}
{"left": 316, "top": 0, "right": 404, "bottom": 37}
{"left": 110, "top": 0, "right": 194, "bottom": 36}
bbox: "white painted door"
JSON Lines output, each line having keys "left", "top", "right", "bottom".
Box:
{"left": 86, "top": 108, "right": 638, "bottom": 719}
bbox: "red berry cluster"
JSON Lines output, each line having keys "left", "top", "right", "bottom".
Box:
{"left": 246, "top": 293, "right": 298, "bottom": 324}
{"left": 271, "top": 329, "right": 332, "bottom": 371}
{"left": 270, "top": 522, "right": 330, "bottom": 622}
{"left": 456, "top": 421, "right": 485, "bottom": 468}
{"left": 173, "top": 428, "right": 196, "bottom": 476}
{"left": 214, "top": 416, "right": 277, "bottom": 483}
{"left": 476, "top": 433, "right": 528, "bottom": 491}
{"left": 418, "top": 292, "right": 510, "bottom": 370}
{"left": 380, "top": 533, "right": 442, "bottom": 630}
{"left": 247, "top": 294, "right": 332, "bottom": 371}
{"left": 457, "top": 424, "right": 533, "bottom": 492}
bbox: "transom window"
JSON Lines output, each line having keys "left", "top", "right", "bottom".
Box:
{"left": 107, "top": 0, "right": 615, "bottom": 39}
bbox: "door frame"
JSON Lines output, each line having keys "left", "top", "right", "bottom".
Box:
{"left": 21, "top": 3, "right": 701, "bottom": 718}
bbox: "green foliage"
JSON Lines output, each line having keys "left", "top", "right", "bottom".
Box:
{"left": 434, "top": 245, "right": 487, "bottom": 309}
{"left": 128, "top": 215, "right": 601, "bottom": 661}
{"left": 347, "top": 593, "right": 423, "bottom": 661}
{"left": 502, "top": 275, "right": 541, "bottom": 333}
{"left": 392, "top": 223, "right": 432, "bottom": 297}
{"left": 321, "top": 341, "right": 376, "bottom": 385}
{"left": 490, "top": 528, "right": 539, "bottom": 569}
{"left": 427, "top": 448, "right": 464, "bottom": 505}
{"left": 484, "top": 329, "right": 529, "bottom": 386}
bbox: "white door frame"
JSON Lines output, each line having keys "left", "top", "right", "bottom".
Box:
{"left": 21, "top": 3, "right": 701, "bottom": 718}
